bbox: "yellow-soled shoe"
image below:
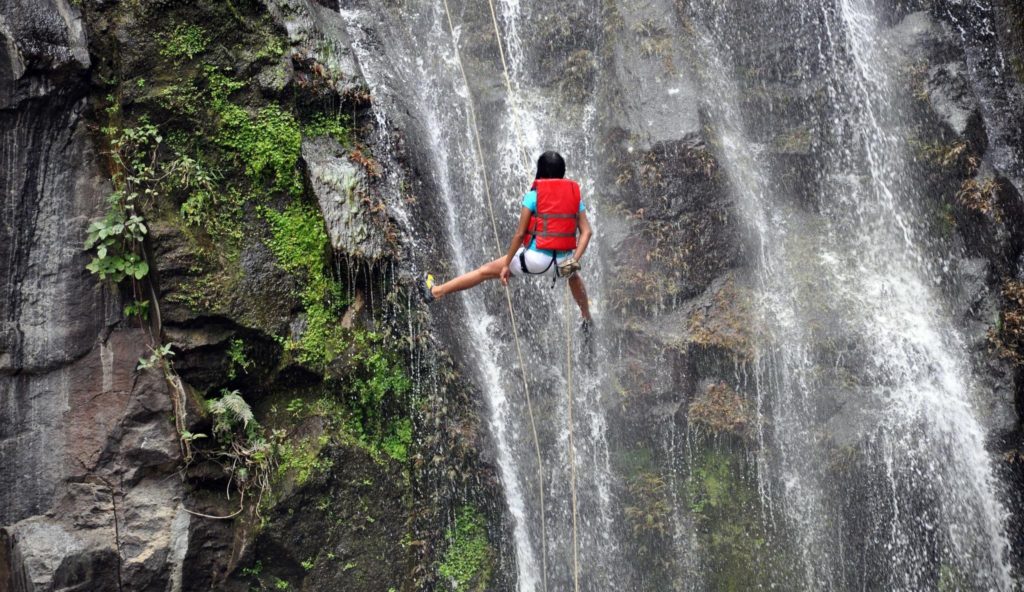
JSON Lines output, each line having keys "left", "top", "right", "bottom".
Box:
{"left": 419, "top": 273, "right": 436, "bottom": 304}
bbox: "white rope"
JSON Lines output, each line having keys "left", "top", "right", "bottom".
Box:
{"left": 440, "top": 2, "right": 549, "bottom": 591}
{"left": 442, "top": 2, "right": 582, "bottom": 590}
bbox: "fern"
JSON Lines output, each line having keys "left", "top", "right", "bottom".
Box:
{"left": 208, "top": 389, "right": 255, "bottom": 435}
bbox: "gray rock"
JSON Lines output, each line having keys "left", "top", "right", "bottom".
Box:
{"left": 261, "top": 0, "right": 363, "bottom": 94}
{"left": 926, "top": 61, "right": 984, "bottom": 141}
{"left": 303, "top": 136, "right": 389, "bottom": 260}
{"left": 1, "top": 3, "right": 189, "bottom": 588}
{"left": 608, "top": 0, "right": 702, "bottom": 148}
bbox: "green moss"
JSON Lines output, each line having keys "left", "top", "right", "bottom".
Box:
{"left": 303, "top": 113, "right": 351, "bottom": 145}
{"left": 276, "top": 432, "right": 333, "bottom": 485}
{"left": 207, "top": 68, "right": 304, "bottom": 197}
{"left": 160, "top": 24, "right": 209, "bottom": 62}
{"left": 438, "top": 506, "right": 494, "bottom": 591}
{"left": 263, "top": 201, "right": 348, "bottom": 368}
{"left": 685, "top": 447, "right": 790, "bottom": 590}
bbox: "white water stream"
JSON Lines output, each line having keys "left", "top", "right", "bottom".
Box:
{"left": 338, "top": 0, "right": 1016, "bottom": 588}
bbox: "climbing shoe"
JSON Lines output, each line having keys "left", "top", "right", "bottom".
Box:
{"left": 418, "top": 273, "right": 436, "bottom": 304}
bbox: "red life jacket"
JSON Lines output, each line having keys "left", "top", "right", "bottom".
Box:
{"left": 524, "top": 178, "right": 581, "bottom": 251}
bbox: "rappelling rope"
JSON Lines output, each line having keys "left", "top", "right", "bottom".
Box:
{"left": 439, "top": 2, "right": 549, "bottom": 591}
{"left": 478, "top": 3, "right": 582, "bottom": 590}
{"left": 479, "top": 1, "right": 582, "bottom": 590}
{"left": 562, "top": 272, "right": 581, "bottom": 592}
{"left": 441, "top": 1, "right": 582, "bottom": 591}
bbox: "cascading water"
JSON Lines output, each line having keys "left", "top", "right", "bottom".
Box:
{"left": 685, "top": 0, "right": 1014, "bottom": 589}
{"left": 337, "top": 0, "right": 1017, "bottom": 589}
{"left": 339, "top": 1, "right": 628, "bottom": 589}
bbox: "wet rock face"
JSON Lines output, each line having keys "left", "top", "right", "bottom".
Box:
{"left": 0, "top": 1, "right": 190, "bottom": 590}
{"left": 0, "top": 0, "right": 99, "bottom": 531}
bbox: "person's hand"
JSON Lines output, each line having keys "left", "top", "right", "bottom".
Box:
{"left": 500, "top": 265, "right": 511, "bottom": 285}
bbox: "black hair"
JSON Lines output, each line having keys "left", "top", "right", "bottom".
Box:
{"left": 535, "top": 151, "right": 566, "bottom": 179}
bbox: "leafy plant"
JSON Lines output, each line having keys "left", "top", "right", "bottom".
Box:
{"left": 123, "top": 299, "right": 150, "bottom": 320}
{"left": 160, "top": 24, "right": 209, "bottom": 62}
{"left": 85, "top": 215, "right": 149, "bottom": 280}
{"left": 138, "top": 343, "right": 175, "bottom": 371}
{"left": 208, "top": 389, "right": 256, "bottom": 437}
{"left": 85, "top": 120, "right": 165, "bottom": 286}
{"left": 201, "top": 389, "right": 276, "bottom": 515}
{"left": 226, "top": 338, "right": 252, "bottom": 379}
{"left": 438, "top": 506, "right": 493, "bottom": 591}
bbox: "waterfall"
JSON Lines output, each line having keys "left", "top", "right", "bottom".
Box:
{"left": 686, "top": 0, "right": 1014, "bottom": 589}
{"left": 336, "top": 0, "right": 1016, "bottom": 588}
{"left": 339, "top": 1, "right": 627, "bottom": 589}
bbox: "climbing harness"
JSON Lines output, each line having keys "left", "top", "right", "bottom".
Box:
{"left": 441, "top": 1, "right": 582, "bottom": 591}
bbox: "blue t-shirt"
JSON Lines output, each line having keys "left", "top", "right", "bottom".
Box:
{"left": 521, "top": 189, "right": 585, "bottom": 256}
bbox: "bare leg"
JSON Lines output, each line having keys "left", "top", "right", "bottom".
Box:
{"left": 432, "top": 257, "right": 506, "bottom": 300}
{"left": 568, "top": 274, "right": 591, "bottom": 320}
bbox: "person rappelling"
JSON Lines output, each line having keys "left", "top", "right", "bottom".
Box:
{"left": 419, "top": 151, "right": 593, "bottom": 327}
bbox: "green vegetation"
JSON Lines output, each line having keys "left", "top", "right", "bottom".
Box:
{"left": 346, "top": 331, "right": 413, "bottom": 451}
{"left": 263, "top": 202, "right": 348, "bottom": 368}
{"left": 276, "top": 333, "right": 414, "bottom": 466}
{"left": 227, "top": 338, "right": 253, "bottom": 379}
{"left": 169, "top": 151, "right": 246, "bottom": 256}
{"left": 380, "top": 418, "right": 413, "bottom": 463}
{"left": 205, "top": 389, "right": 275, "bottom": 508}
{"left": 685, "top": 447, "right": 787, "bottom": 589}
{"left": 240, "top": 560, "right": 263, "bottom": 577}
{"left": 160, "top": 24, "right": 209, "bottom": 62}
{"left": 276, "top": 432, "right": 333, "bottom": 485}
{"left": 624, "top": 471, "right": 671, "bottom": 553}
{"left": 84, "top": 7, "right": 424, "bottom": 582}
{"left": 123, "top": 299, "right": 150, "bottom": 321}
{"left": 85, "top": 120, "right": 162, "bottom": 283}
{"left": 304, "top": 113, "right": 351, "bottom": 145}
{"left": 208, "top": 67, "right": 304, "bottom": 197}
{"left": 438, "top": 506, "right": 494, "bottom": 591}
